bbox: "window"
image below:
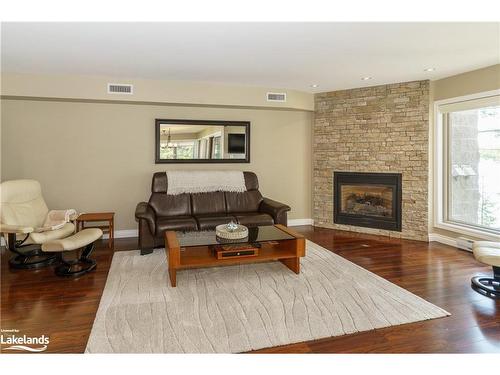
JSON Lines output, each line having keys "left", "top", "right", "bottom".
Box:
{"left": 160, "top": 140, "right": 195, "bottom": 159}
{"left": 436, "top": 91, "right": 500, "bottom": 237}
{"left": 212, "top": 136, "right": 221, "bottom": 159}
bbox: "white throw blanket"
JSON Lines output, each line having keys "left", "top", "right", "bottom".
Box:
{"left": 35, "top": 209, "right": 78, "bottom": 232}
{"left": 166, "top": 171, "right": 246, "bottom": 195}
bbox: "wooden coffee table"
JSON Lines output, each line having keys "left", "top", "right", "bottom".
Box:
{"left": 165, "top": 224, "right": 305, "bottom": 287}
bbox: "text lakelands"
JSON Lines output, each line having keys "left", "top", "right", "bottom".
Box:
{"left": 0, "top": 335, "right": 50, "bottom": 345}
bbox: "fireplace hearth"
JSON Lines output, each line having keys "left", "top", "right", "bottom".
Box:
{"left": 334, "top": 172, "right": 402, "bottom": 231}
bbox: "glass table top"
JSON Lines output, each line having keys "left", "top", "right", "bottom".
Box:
{"left": 175, "top": 225, "right": 295, "bottom": 247}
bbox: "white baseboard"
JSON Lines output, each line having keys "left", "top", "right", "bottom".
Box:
{"left": 0, "top": 219, "right": 316, "bottom": 245}
{"left": 0, "top": 223, "right": 474, "bottom": 252}
{"left": 428, "top": 232, "right": 473, "bottom": 252}
{"left": 103, "top": 229, "right": 138, "bottom": 239}
{"left": 288, "top": 218, "right": 314, "bottom": 226}
{"left": 0, "top": 231, "right": 139, "bottom": 245}
{"left": 105, "top": 219, "right": 314, "bottom": 239}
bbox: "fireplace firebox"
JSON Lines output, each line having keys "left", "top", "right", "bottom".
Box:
{"left": 334, "top": 172, "right": 402, "bottom": 231}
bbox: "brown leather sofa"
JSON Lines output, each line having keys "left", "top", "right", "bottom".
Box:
{"left": 135, "top": 171, "right": 291, "bottom": 255}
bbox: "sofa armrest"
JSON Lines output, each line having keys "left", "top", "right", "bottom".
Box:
{"left": 259, "top": 198, "right": 291, "bottom": 226}
{"left": 0, "top": 223, "right": 34, "bottom": 234}
{"left": 135, "top": 202, "right": 156, "bottom": 234}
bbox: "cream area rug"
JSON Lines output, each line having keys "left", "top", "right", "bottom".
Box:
{"left": 86, "top": 241, "right": 449, "bottom": 353}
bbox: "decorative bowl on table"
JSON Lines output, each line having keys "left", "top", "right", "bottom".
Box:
{"left": 215, "top": 221, "right": 248, "bottom": 240}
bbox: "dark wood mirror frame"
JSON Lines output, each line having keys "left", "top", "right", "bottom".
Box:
{"left": 155, "top": 119, "right": 250, "bottom": 164}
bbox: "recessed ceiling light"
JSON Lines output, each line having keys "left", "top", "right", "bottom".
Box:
{"left": 361, "top": 76, "right": 373, "bottom": 81}
{"left": 424, "top": 67, "right": 436, "bottom": 72}
{"left": 310, "top": 84, "right": 319, "bottom": 88}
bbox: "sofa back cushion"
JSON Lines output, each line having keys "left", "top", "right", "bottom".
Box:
{"left": 225, "top": 171, "right": 262, "bottom": 213}
{"left": 148, "top": 170, "right": 262, "bottom": 216}
{"left": 149, "top": 193, "right": 191, "bottom": 217}
{"left": 225, "top": 191, "right": 263, "bottom": 213}
{"left": 191, "top": 192, "right": 226, "bottom": 215}
{"left": 151, "top": 172, "right": 168, "bottom": 193}
{"left": 243, "top": 171, "right": 259, "bottom": 190}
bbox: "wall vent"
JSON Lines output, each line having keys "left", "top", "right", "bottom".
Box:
{"left": 266, "top": 92, "right": 287, "bottom": 102}
{"left": 456, "top": 237, "right": 474, "bottom": 252}
{"left": 107, "top": 83, "right": 134, "bottom": 95}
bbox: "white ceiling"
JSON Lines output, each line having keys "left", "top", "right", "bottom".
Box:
{"left": 2, "top": 22, "right": 499, "bottom": 93}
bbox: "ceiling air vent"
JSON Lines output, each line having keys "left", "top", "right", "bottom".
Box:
{"left": 107, "top": 83, "right": 134, "bottom": 95}
{"left": 266, "top": 92, "right": 287, "bottom": 102}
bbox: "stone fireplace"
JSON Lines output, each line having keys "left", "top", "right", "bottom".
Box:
{"left": 334, "top": 172, "right": 402, "bottom": 231}
{"left": 313, "top": 80, "right": 429, "bottom": 241}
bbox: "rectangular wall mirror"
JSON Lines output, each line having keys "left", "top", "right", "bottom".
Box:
{"left": 155, "top": 119, "right": 250, "bottom": 163}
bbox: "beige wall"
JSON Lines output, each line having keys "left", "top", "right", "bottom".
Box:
{"left": 1, "top": 99, "right": 313, "bottom": 230}
{"left": 1, "top": 72, "right": 314, "bottom": 111}
{"left": 430, "top": 64, "right": 500, "bottom": 240}
{"left": 432, "top": 64, "right": 500, "bottom": 101}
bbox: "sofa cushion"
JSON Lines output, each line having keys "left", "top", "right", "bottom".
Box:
{"left": 195, "top": 214, "right": 236, "bottom": 230}
{"left": 234, "top": 212, "right": 274, "bottom": 227}
{"left": 149, "top": 193, "right": 191, "bottom": 217}
{"left": 155, "top": 216, "right": 197, "bottom": 236}
{"left": 225, "top": 191, "right": 263, "bottom": 213}
{"left": 191, "top": 192, "right": 226, "bottom": 215}
{"left": 243, "top": 171, "right": 259, "bottom": 190}
{"left": 151, "top": 172, "right": 167, "bottom": 193}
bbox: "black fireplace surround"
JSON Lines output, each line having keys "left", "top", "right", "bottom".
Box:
{"left": 334, "top": 172, "right": 402, "bottom": 232}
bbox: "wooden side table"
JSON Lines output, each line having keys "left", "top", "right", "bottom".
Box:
{"left": 76, "top": 212, "right": 115, "bottom": 249}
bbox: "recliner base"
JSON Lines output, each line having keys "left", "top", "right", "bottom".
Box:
{"left": 471, "top": 266, "right": 500, "bottom": 299}
{"left": 54, "top": 242, "right": 97, "bottom": 277}
{"left": 55, "top": 258, "right": 96, "bottom": 277}
{"left": 6, "top": 235, "right": 57, "bottom": 269}
{"left": 9, "top": 249, "right": 58, "bottom": 269}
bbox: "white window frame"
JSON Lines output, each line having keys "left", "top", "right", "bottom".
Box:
{"left": 433, "top": 89, "right": 500, "bottom": 241}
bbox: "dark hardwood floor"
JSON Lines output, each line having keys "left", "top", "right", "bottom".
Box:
{"left": 1, "top": 226, "right": 499, "bottom": 353}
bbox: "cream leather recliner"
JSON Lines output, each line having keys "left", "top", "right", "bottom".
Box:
{"left": 1, "top": 179, "right": 102, "bottom": 276}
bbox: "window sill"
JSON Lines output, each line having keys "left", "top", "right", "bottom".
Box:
{"left": 434, "top": 221, "right": 500, "bottom": 241}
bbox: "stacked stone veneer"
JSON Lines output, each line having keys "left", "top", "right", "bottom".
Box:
{"left": 314, "top": 80, "right": 429, "bottom": 241}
